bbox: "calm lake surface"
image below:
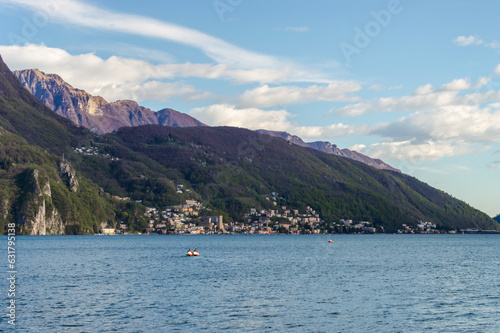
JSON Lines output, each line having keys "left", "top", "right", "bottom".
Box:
{"left": 1, "top": 234, "right": 499, "bottom": 332}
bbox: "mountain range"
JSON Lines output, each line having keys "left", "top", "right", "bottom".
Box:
{"left": 14, "top": 69, "right": 205, "bottom": 134}
{"left": 1, "top": 55, "right": 498, "bottom": 234}
{"left": 15, "top": 69, "right": 398, "bottom": 172}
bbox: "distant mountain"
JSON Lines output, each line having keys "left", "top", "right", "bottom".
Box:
{"left": 2, "top": 55, "right": 499, "bottom": 234}
{"left": 494, "top": 214, "right": 500, "bottom": 223}
{"left": 14, "top": 69, "right": 205, "bottom": 134}
{"left": 256, "top": 130, "right": 399, "bottom": 172}
{"left": 16, "top": 69, "right": 398, "bottom": 173}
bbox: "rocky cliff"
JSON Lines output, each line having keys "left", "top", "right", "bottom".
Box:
{"left": 14, "top": 69, "right": 206, "bottom": 134}
{"left": 256, "top": 130, "right": 399, "bottom": 172}
{"left": 16, "top": 168, "right": 64, "bottom": 235}
{"left": 59, "top": 161, "right": 79, "bottom": 192}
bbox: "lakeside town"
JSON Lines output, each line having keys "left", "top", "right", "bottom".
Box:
{"left": 100, "top": 197, "right": 497, "bottom": 235}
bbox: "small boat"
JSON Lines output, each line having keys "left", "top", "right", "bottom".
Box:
{"left": 328, "top": 240, "right": 333, "bottom": 243}
{"left": 186, "top": 249, "right": 194, "bottom": 256}
{"left": 192, "top": 250, "right": 199, "bottom": 256}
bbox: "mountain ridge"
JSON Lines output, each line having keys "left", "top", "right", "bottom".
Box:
{"left": 256, "top": 129, "right": 399, "bottom": 172}
{"left": 15, "top": 69, "right": 398, "bottom": 171}
{"left": 14, "top": 69, "right": 206, "bottom": 134}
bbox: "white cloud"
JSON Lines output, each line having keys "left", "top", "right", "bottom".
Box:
{"left": 335, "top": 103, "right": 370, "bottom": 117}
{"left": 189, "top": 104, "right": 361, "bottom": 140}
{"left": 189, "top": 104, "right": 293, "bottom": 131}
{"left": 495, "top": 64, "right": 500, "bottom": 74}
{"left": 371, "top": 105, "right": 500, "bottom": 143}
{"left": 1, "top": 0, "right": 337, "bottom": 84}
{"left": 0, "top": 42, "right": 336, "bottom": 96}
{"left": 98, "top": 81, "right": 212, "bottom": 103}
{"left": 439, "top": 78, "right": 471, "bottom": 91}
{"left": 355, "top": 139, "right": 472, "bottom": 162}
{"left": 2, "top": 0, "right": 280, "bottom": 69}
{"left": 0, "top": 44, "right": 214, "bottom": 103}
{"left": 0, "top": 44, "right": 331, "bottom": 103}
{"left": 453, "top": 35, "right": 484, "bottom": 47}
{"left": 355, "top": 102, "right": 500, "bottom": 162}
{"left": 453, "top": 35, "right": 500, "bottom": 53}
{"left": 294, "top": 123, "right": 360, "bottom": 140}
{"left": 335, "top": 76, "right": 500, "bottom": 116}
{"left": 367, "top": 84, "right": 384, "bottom": 91}
{"left": 237, "top": 83, "right": 362, "bottom": 108}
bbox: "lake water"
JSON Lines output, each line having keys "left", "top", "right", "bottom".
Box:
{"left": 1, "top": 234, "right": 499, "bottom": 332}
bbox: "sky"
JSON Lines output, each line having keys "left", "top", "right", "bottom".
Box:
{"left": 0, "top": 0, "right": 499, "bottom": 216}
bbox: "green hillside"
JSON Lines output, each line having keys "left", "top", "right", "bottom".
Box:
{"left": 100, "top": 125, "right": 497, "bottom": 232}
{"left": 0, "top": 54, "right": 498, "bottom": 234}
{"left": 0, "top": 129, "right": 118, "bottom": 234}
{"left": 0, "top": 56, "right": 145, "bottom": 234}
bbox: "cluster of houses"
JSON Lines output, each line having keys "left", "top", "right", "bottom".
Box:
{"left": 175, "top": 183, "right": 192, "bottom": 194}
{"left": 100, "top": 193, "right": 392, "bottom": 234}
{"left": 398, "top": 221, "right": 439, "bottom": 234}
{"left": 143, "top": 199, "right": 204, "bottom": 234}
{"left": 338, "top": 219, "right": 378, "bottom": 233}
{"left": 100, "top": 191, "right": 461, "bottom": 235}
{"left": 237, "top": 205, "right": 325, "bottom": 234}
{"left": 133, "top": 199, "right": 382, "bottom": 235}
{"left": 74, "top": 146, "right": 119, "bottom": 161}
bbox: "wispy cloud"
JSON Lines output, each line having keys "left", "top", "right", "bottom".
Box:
{"left": 495, "top": 64, "right": 500, "bottom": 74}
{"left": 0, "top": 44, "right": 213, "bottom": 103}
{"left": 0, "top": 44, "right": 322, "bottom": 102}
{"left": 190, "top": 104, "right": 292, "bottom": 131}
{"left": 284, "top": 26, "right": 309, "bottom": 32}
{"left": 488, "top": 160, "right": 500, "bottom": 169}
{"left": 1, "top": 0, "right": 341, "bottom": 86}
{"left": 236, "top": 83, "right": 362, "bottom": 108}
{"left": 453, "top": 35, "right": 500, "bottom": 52}
{"left": 336, "top": 76, "right": 497, "bottom": 116}
{"left": 189, "top": 104, "right": 361, "bottom": 140}
{"left": 1, "top": 0, "right": 282, "bottom": 69}
{"left": 453, "top": 35, "right": 484, "bottom": 47}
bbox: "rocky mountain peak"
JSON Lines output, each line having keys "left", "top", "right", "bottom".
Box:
{"left": 14, "top": 69, "right": 206, "bottom": 134}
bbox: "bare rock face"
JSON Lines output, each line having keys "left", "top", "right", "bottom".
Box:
{"left": 14, "top": 69, "right": 206, "bottom": 134}
{"left": 17, "top": 168, "right": 64, "bottom": 235}
{"left": 59, "top": 161, "right": 79, "bottom": 192}
{"left": 1, "top": 198, "right": 9, "bottom": 220}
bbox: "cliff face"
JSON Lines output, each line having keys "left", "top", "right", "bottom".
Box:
{"left": 59, "top": 161, "right": 79, "bottom": 192}
{"left": 16, "top": 168, "right": 64, "bottom": 235}
{"left": 14, "top": 69, "right": 206, "bottom": 134}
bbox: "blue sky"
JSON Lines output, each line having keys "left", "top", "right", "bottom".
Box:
{"left": 0, "top": 0, "right": 499, "bottom": 216}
